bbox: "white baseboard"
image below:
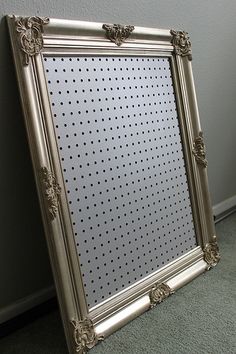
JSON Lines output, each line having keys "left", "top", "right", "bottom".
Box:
{"left": 0, "top": 285, "right": 55, "bottom": 324}
{"left": 213, "top": 194, "right": 236, "bottom": 223}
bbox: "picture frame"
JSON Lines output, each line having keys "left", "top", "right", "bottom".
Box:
{"left": 7, "top": 15, "right": 220, "bottom": 354}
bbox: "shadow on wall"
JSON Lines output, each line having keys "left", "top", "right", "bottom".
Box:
{"left": 0, "top": 17, "right": 53, "bottom": 309}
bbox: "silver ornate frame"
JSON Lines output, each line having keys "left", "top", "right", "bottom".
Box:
{"left": 7, "top": 15, "right": 220, "bottom": 354}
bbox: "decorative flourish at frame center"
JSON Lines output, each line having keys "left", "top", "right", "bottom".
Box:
{"left": 15, "top": 16, "right": 49, "bottom": 65}
{"left": 204, "top": 236, "right": 220, "bottom": 269}
{"left": 170, "top": 29, "right": 192, "bottom": 61}
{"left": 71, "top": 318, "right": 103, "bottom": 353}
{"left": 192, "top": 131, "right": 208, "bottom": 167}
{"left": 40, "top": 167, "right": 61, "bottom": 220}
{"left": 149, "top": 283, "right": 173, "bottom": 308}
{"left": 102, "top": 23, "right": 134, "bottom": 46}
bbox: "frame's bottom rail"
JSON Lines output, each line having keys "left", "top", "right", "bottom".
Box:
{"left": 95, "top": 258, "right": 207, "bottom": 338}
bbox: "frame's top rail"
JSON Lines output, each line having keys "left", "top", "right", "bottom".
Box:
{"left": 8, "top": 15, "right": 172, "bottom": 46}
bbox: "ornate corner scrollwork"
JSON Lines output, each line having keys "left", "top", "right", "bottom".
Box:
{"left": 102, "top": 23, "right": 134, "bottom": 46}
{"left": 192, "top": 131, "right": 208, "bottom": 167}
{"left": 170, "top": 29, "right": 192, "bottom": 61}
{"left": 71, "top": 318, "right": 104, "bottom": 353}
{"left": 15, "top": 16, "right": 49, "bottom": 65}
{"left": 40, "top": 167, "right": 61, "bottom": 220}
{"left": 149, "top": 283, "right": 174, "bottom": 308}
{"left": 204, "top": 236, "right": 220, "bottom": 270}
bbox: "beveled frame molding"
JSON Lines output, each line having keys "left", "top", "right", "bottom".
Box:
{"left": 7, "top": 15, "right": 219, "bottom": 354}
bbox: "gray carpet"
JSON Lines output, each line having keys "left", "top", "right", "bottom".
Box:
{"left": 0, "top": 213, "right": 235, "bottom": 354}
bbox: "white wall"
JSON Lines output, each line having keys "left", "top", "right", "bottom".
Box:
{"left": 0, "top": 0, "right": 236, "bottom": 318}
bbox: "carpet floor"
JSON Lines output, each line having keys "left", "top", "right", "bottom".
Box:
{"left": 0, "top": 213, "right": 235, "bottom": 354}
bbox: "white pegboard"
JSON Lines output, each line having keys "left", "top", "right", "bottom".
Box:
{"left": 43, "top": 56, "right": 197, "bottom": 309}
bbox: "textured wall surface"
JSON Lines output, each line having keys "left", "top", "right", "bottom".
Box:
{"left": 0, "top": 0, "right": 235, "bottom": 312}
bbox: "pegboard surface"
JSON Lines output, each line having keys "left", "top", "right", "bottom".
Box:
{"left": 43, "top": 56, "right": 197, "bottom": 309}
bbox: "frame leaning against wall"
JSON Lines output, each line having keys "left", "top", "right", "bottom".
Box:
{"left": 7, "top": 15, "right": 220, "bottom": 354}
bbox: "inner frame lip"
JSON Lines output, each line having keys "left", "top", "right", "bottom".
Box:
{"left": 42, "top": 52, "right": 201, "bottom": 318}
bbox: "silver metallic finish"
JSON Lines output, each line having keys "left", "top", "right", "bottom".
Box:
{"left": 40, "top": 166, "right": 61, "bottom": 220}
{"left": 95, "top": 258, "right": 207, "bottom": 338}
{"left": 70, "top": 318, "right": 103, "bottom": 353}
{"left": 203, "top": 235, "right": 220, "bottom": 269}
{"left": 192, "top": 131, "right": 207, "bottom": 167}
{"left": 7, "top": 15, "right": 218, "bottom": 354}
{"left": 15, "top": 16, "right": 49, "bottom": 65}
{"left": 170, "top": 30, "right": 192, "bottom": 61}
{"left": 91, "top": 246, "right": 202, "bottom": 322}
{"left": 149, "top": 283, "right": 173, "bottom": 308}
{"left": 102, "top": 23, "right": 134, "bottom": 46}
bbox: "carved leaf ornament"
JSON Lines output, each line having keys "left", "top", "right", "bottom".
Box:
{"left": 71, "top": 318, "right": 103, "bottom": 353}
{"left": 204, "top": 236, "right": 220, "bottom": 269}
{"left": 40, "top": 167, "right": 61, "bottom": 220}
{"left": 15, "top": 16, "right": 49, "bottom": 65}
{"left": 192, "top": 131, "right": 208, "bottom": 167}
{"left": 149, "top": 283, "right": 173, "bottom": 308}
{"left": 102, "top": 23, "right": 134, "bottom": 46}
{"left": 171, "top": 29, "right": 192, "bottom": 60}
